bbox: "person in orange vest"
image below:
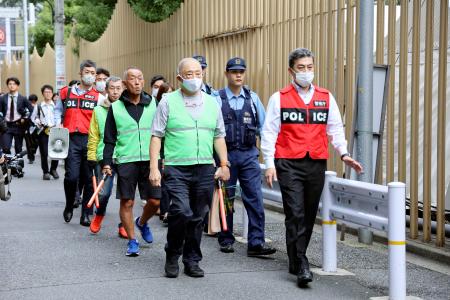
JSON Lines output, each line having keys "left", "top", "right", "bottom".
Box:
{"left": 261, "top": 48, "right": 363, "bottom": 287}
{"left": 55, "top": 60, "right": 106, "bottom": 226}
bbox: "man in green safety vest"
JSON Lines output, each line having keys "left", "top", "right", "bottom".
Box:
{"left": 102, "top": 67, "right": 161, "bottom": 257}
{"left": 87, "top": 75, "right": 128, "bottom": 238}
{"left": 149, "top": 58, "right": 230, "bottom": 279}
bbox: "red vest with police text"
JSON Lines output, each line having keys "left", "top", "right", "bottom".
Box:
{"left": 275, "top": 84, "right": 330, "bottom": 160}
{"left": 60, "top": 86, "right": 99, "bottom": 134}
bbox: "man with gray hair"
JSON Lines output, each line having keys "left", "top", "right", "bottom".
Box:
{"left": 87, "top": 76, "right": 128, "bottom": 237}
{"left": 149, "top": 57, "right": 230, "bottom": 278}
{"left": 56, "top": 59, "right": 106, "bottom": 226}
{"left": 261, "top": 48, "right": 363, "bottom": 287}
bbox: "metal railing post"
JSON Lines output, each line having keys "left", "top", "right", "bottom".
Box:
{"left": 388, "top": 182, "right": 406, "bottom": 300}
{"left": 322, "top": 171, "right": 337, "bottom": 272}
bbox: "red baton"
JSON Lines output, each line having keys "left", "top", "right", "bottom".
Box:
{"left": 87, "top": 173, "right": 107, "bottom": 208}
{"left": 218, "top": 180, "right": 228, "bottom": 232}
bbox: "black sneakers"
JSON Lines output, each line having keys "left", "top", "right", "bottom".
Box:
{"left": 50, "top": 170, "right": 59, "bottom": 179}
{"left": 220, "top": 244, "right": 235, "bottom": 253}
{"left": 184, "top": 264, "right": 205, "bottom": 278}
{"left": 247, "top": 244, "right": 277, "bottom": 257}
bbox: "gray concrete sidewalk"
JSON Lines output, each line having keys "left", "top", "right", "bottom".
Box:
{"left": 0, "top": 161, "right": 449, "bottom": 299}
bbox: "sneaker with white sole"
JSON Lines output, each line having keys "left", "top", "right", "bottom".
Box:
{"left": 126, "top": 239, "right": 140, "bottom": 257}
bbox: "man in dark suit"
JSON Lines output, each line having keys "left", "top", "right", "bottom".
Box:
{"left": 0, "top": 77, "right": 33, "bottom": 154}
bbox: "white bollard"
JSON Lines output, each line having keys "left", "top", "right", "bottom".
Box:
{"left": 322, "top": 171, "right": 337, "bottom": 273}
{"left": 388, "top": 182, "right": 406, "bottom": 300}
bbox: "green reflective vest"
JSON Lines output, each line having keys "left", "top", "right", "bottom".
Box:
{"left": 94, "top": 105, "right": 108, "bottom": 161}
{"left": 164, "top": 90, "right": 217, "bottom": 166}
{"left": 112, "top": 99, "right": 156, "bottom": 164}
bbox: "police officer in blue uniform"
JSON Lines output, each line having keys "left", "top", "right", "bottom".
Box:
{"left": 216, "top": 57, "right": 276, "bottom": 256}
{"left": 193, "top": 55, "right": 215, "bottom": 95}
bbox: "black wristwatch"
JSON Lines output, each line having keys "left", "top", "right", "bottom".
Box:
{"left": 340, "top": 153, "right": 351, "bottom": 161}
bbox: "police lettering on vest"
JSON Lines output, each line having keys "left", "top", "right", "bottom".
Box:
{"left": 275, "top": 84, "right": 330, "bottom": 160}
{"left": 60, "top": 86, "right": 100, "bottom": 134}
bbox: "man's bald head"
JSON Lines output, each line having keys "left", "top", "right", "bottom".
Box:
{"left": 177, "top": 58, "right": 202, "bottom": 75}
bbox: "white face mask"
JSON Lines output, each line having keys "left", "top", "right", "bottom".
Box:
{"left": 294, "top": 71, "right": 314, "bottom": 88}
{"left": 95, "top": 81, "right": 106, "bottom": 92}
{"left": 151, "top": 88, "right": 159, "bottom": 97}
{"left": 181, "top": 77, "right": 203, "bottom": 93}
{"left": 81, "top": 74, "right": 96, "bottom": 86}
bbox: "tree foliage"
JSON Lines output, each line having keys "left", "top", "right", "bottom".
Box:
{"left": 2, "top": 0, "right": 182, "bottom": 56}
{"left": 127, "top": 0, "right": 182, "bottom": 22}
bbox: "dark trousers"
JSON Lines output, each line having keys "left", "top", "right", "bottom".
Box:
{"left": 94, "top": 163, "right": 115, "bottom": 216}
{"left": 64, "top": 134, "right": 93, "bottom": 215}
{"left": 275, "top": 156, "right": 326, "bottom": 268}
{"left": 159, "top": 159, "right": 170, "bottom": 215}
{"left": 24, "top": 130, "right": 38, "bottom": 161}
{"left": 218, "top": 149, "right": 265, "bottom": 248}
{"left": 164, "top": 164, "right": 215, "bottom": 266}
{"left": 37, "top": 132, "right": 58, "bottom": 174}
{"left": 2, "top": 123, "right": 24, "bottom": 154}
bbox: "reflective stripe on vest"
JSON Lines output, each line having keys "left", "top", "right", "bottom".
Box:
{"left": 112, "top": 99, "right": 157, "bottom": 164}
{"left": 164, "top": 90, "right": 217, "bottom": 166}
{"left": 94, "top": 105, "right": 108, "bottom": 161}
{"left": 275, "top": 84, "right": 330, "bottom": 160}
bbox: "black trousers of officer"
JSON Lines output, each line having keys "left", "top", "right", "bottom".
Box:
{"left": 164, "top": 164, "right": 215, "bottom": 266}
{"left": 37, "top": 131, "right": 58, "bottom": 174}
{"left": 275, "top": 154, "right": 326, "bottom": 269}
{"left": 2, "top": 122, "right": 25, "bottom": 154}
{"left": 64, "top": 133, "right": 93, "bottom": 215}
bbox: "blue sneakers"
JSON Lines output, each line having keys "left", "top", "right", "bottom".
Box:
{"left": 126, "top": 239, "right": 140, "bottom": 257}
{"left": 135, "top": 217, "right": 153, "bottom": 243}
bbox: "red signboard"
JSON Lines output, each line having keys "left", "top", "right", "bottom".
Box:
{"left": 0, "top": 27, "right": 5, "bottom": 45}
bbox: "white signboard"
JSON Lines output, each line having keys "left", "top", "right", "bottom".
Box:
{"left": 0, "top": 8, "right": 20, "bottom": 19}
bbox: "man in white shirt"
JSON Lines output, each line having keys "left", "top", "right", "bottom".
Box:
{"left": 261, "top": 48, "right": 363, "bottom": 287}
{"left": 31, "top": 84, "right": 60, "bottom": 180}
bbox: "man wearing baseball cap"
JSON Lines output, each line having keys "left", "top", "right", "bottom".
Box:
{"left": 215, "top": 56, "right": 276, "bottom": 257}
{"left": 193, "top": 55, "right": 216, "bottom": 96}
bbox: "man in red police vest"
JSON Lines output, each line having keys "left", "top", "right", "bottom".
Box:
{"left": 56, "top": 60, "right": 105, "bottom": 226}
{"left": 261, "top": 48, "right": 363, "bottom": 287}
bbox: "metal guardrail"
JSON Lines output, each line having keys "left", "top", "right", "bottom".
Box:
{"left": 321, "top": 171, "right": 406, "bottom": 299}
{"left": 248, "top": 166, "right": 407, "bottom": 299}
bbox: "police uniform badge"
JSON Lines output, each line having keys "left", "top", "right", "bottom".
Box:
{"left": 235, "top": 58, "right": 241, "bottom": 65}
{"left": 243, "top": 111, "right": 252, "bottom": 124}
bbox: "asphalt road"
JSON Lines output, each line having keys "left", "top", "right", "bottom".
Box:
{"left": 0, "top": 159, "right": 449, "bottom": 300}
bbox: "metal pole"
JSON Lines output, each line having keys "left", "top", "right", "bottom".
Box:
{"left": 54, "top": 0, "right": 65, "bottom": 91}
{"left": 388, "top": 182, "right": 406, "bottom": 300}
{"left": 321, "top": 171, "right": 337, "bottom": 273}
{"left": 356, "top": 0, "right": 373, "bottom": 183}
{"left": 22, "top": 0, "right": 29, "bottom": 96}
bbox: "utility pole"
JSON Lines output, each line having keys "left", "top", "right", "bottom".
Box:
{"left": 356, "top": 1, "right": 374, "bottom": 183}
{"left": 22, "top": 0, "right": 29, "bottom": 96}
{"left": 54, "top": 0, "right": 65, "bottom": 92}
